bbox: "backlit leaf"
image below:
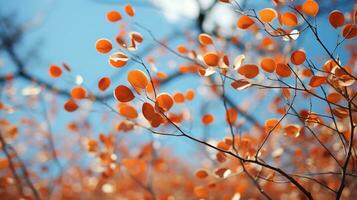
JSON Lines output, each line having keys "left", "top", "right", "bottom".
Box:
{"left": 177, "top": 45, "right": 188, "bottom": 54}
{"left": 130, "top": 32, "right": 143, "bottom": 43}
{"left": 95, "top": 38, "right": 112, "bottom": 54}
{"left": 259, "top": 8, "right": 277, "bottom": 23}
{"left": 309, "top": 76, "right": 327, "bottom": 87}
{"left": 142, "top": 102, "right": 156, "bottom": 121}
{"left": 265, "top": 118, "right": 281, "bottom": 132}
{"left": 49, "top": 64, "right": 62, "bottom": 78}
{"left": 290, "top": 50, "right": 306, "bottom": 65}
{"left": 155, "top": 93, "right": 174, "bottom": 112}
{"left": 201, "top": 114, "right": 214, "bottom": 125}
{"left": 260, "top": 58, "right": 276, "bottom": 73}
{"left": 98, "top": 77, "right": 111, "bottom": 91}
{"left": 106, "top": 10, "right": 122, "bottom": 22}
{"left": 185, "top": 90, "right": 195, "bottom": 101}
{"left": 203, "top": 52, "right": 219, "bottom": 66}
{"left": 64, "top": 99, "right": 78, "bottom": 112}
{"left": 109, "top": 52, "right": 129, "bottom": 68}
{"left": 114, "top": 85, "right": 135, "bottom": 102}
{"left": 71, "top": 86, "right": 87, "bottom": 99}
{"left": 119, "top": 104, "right": 138, "bottom": 119}
{"left": 173, "top": 92, "right": 185, "bottom": 103}
{"left": 329, "top": 10, "right": 345, "bottom": 29}
{"left": 128, "top": 70, "right": 149, "bottom": 94}
{"left": 284, "top": 124, "right": 301, "bottom": 137}
{"left": 195, "top": 169, "right": 209, "bottom": 179}
{"left": 238, "top": 64, "right": 259, "bottom": 79}
{"left": 124, "top": 4, "right": 135, "bottom": 17}
{"left": 226, "top": 108, "right": 238, "bottom": 124}
{"left": 231, "top": 79, "right": 251, "bottom": 90}
{"left": 214, "top": 168, "right": 231, "bottom": 178}
{"left": 327, "top": 93, "right": 342, "bottom": 103}
{"left": 280, "top": 12, "right": 298, "bottom": 26}
{"left": 342, "top": 24, "right": 357, "bottom": 39}
{"left": 198, "top": 33, "right": 213, "bottom": 45}
{"left": 302, "top": 0, "right": 319, "bottom": 17}
{"left": 276, "top": 63, "right": 291, "bottom": 77}
{"left": 237, "top": 16, "right": 254, "bottom": 29}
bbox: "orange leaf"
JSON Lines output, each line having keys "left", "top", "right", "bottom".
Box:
{"left": 64, "top": 99, "right": 78, "bottom": 112}
{"left": 150, "top": 113, "right": 165, "bottom": 128}
{"left": 142, "top": 102, "right": 156, "bottom": 121}
{"left": 87, "top": 139, "right": 98, "bottom": 152}
{"left": 329, "top": 10, "right": 345, "bottom": 29}
{"left": 127, "top": 70, "right": 149, "bottom": 93}
{"left": 342, "top": 24, "right": 357, "bottom": 39}
{"left": 217, "top": 141, "right": 230, "bottom": 151}
{"left": 155, "top": 93, "right": 174, "bottom": 112}
{"left": 282, "top": 88, "right": 291, "bottom": 99}
{"left": 95, "top": 38, "right": 112, "bottom": 54}
{"left": 231, "top": 79, "right": 251, "bottom": 90}
{"left": 185, "top": 90, "right": 195, "bottom": 101}
{"left": 98, "top": 77, "right": 111, "bottom": 91}
{"left": 129, "top": 32, "right": 144, "bottom": 50}
{"left": 309, "top": 76, "right": 327, "bottom": 87}
{"left": 238, "top": 64, "right": 259, "bottom": 79}
{"left": 173, "top": 92, "right": 185, "bottom": 103}
{"left": 198, "top": 33, "right": 213, "bottom": 45}
{"left": 214, "top": 167, "right": 231, "bottom": 178}
{"left": 106, "top": 10, "right": 122, "bottom": 22}
{"left": 327, "top": 93, "right": 342, "bottom": 104}
{"left": 114, "top": 85, "right": 135, "bottom": 102}
{"left": 177, "top": 45, "right": 188, "bottom": 54}
{"left": 195, "top": 170, "right": 209, "bottom": 179}
{"left": 302, "top": 0, "right": 319, "bottom": 17}
{"left": 280, "top": 12, "right": 298, "bottom": 26}
{"left": 284, "top": 124, "right": 300, "bottom": 137}
{"left": 216, "top": 152, "right": 226, "bottom": 163}
{"left": 201, "top": 114, "right": 214, "bottom": 125}
{"left": 119, "top": 104, "right": 138, "bottom": 119}
{"left": 109, "top": 52, "right": 128, "bottom": 68}
{"left": 265, "top": 118, "right": 281, "bottom": 132}
{"left": 260, "top": 58, "right": 276, "bottom": 73}
{"left": 302, "top": 68, "right": 313, "bottom": 77}
{"left": 237, "top": 16, "right": 254, "bottom": 29}
{"left": 259, "top": 8, "right": 277, "bottom": 23}
{"left": 124, "top": 4, "right": 135, "bottom": 17}
{"left": 226, "top": 108, "right": 238, "bottom": 124}
{"left": 0, "top": 159, "right": 9, "bottom": 169}
{"left": 71, "top": 86, "right": 87, "bottom": 100}
{"left": 221, "top": 54, "right": 230, "bottom": 68}
{"left": 290, "top": 50, "right": 306, "bottom": 65}
{"left": 276, "top": 63, "right": 291, "bottom": 78}
{"left": 203, "top": 52, "right": 219, "bottom": 66}
{"left": 48, "top": 64, "right": 62, "bottom": 78}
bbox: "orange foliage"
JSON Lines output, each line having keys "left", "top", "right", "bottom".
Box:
{"left": 3, "top": 1, "right": 357, "bottom": 200}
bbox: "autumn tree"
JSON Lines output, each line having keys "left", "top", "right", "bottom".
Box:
{"left": 0, "top": 0, "right": 357, "bottom": 199}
